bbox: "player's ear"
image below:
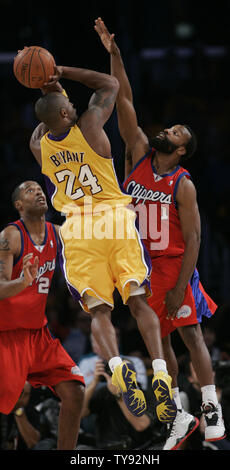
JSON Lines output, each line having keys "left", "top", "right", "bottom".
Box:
{"left": 60, "top": 107, "right": 68, "bottom": 118}
{"left": 177, "top": 145, "right": 186, "bottom": 157}
{"left": 14, "top": 200, "right": 23, "bottom": 212}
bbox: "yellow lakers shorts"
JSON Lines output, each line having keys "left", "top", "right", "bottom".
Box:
{"left": 59, "top": 206, "right": 152, "bottom": 312}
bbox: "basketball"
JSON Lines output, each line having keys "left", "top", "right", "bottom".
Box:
{"left": 13, "top": 46, "right": 56, "bottom": 89}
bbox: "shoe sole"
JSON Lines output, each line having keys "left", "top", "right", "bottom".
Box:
{"left": 170, "top": 417, "right": 200, "bottom": 450}
{"left": 205, "top": 434, "right": 226, "bottom": 442}
{"left": 113, "top": 362, "right": 147, "bottom": 417}
{"left": 152, "top": 377, "right": 177, "bottom": 423}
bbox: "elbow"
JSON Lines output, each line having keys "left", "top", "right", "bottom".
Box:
{"left": 109, "top": 76, "right": 120, "bottom": 94}
{"left": 187, "top": 229, "right": 201, "bottom": 249}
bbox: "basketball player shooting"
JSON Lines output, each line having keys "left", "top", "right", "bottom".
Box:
{"left": 94, "top": 17, "right": 226, "bottom": 449}
{"left": 29, "top": 57, "right": 177, "bottom": 423}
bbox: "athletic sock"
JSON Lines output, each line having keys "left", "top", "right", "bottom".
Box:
{"left": 201, "top": 384, "right": 218, "bottom": 407}
{"left": 108, "top": 356, "right": 122, "bottom": 373}
{"left": 152, "top": 359, "right": 168, "bottom": 375}
{"left": 172, "top": 387, "right": 182, "bottom": 410}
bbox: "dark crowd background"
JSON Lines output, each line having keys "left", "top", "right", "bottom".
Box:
{"left": 0, "top": 0, "right": 230, "bottom": 421}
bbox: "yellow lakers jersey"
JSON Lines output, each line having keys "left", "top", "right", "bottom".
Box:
{"left": 40, "top": 124, "right": 131, "bottom": 215}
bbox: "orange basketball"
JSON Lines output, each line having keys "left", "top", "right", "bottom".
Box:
{"left": 13, "top": 46, "right": 56, "bottom": 89}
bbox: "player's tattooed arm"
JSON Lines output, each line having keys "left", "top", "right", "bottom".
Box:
{"left": 0, "top": 227, "right": 38, "bottom": 299}
{"left": 87, "top": 86, "right": 119, "bottom": 125}
{"left": 77, "top": 72, "right": 119, "bottom": 158}
{"left": 0, "top": 260, "right": 7, "bottom": 279}
{"left": 0, "top": 238, "right": 10, "bottom": 284}
{"left": 56, "top": 65, "right": 119, "bottom": 126}
{"left": 0, "top": 238, "right": 10, "bottom": 252}
{"left": 89, "top": 87, "right": 118, "bottom": 110}
{"left": 0, "top": 232, "right": 14, "bottom": 278}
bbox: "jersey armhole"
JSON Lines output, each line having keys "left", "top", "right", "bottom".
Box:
{"left": 173, "top": 172, "right": 191, "bottom": 209}
{"left": 7, "top": 223, "right": 24, "bottom": 266}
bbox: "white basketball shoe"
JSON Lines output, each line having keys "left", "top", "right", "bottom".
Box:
{"left": 163, "top": 409, "right": 199, "bottom": 450}
{"left": 202, "top": 402, "right": 226, "bottom": 441}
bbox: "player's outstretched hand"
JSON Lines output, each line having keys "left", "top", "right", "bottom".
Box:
{"left": 94, "top": 17, "right": 117, "bottom": 55}
{"left": 22, "top": 254, "right": 39, "bottom": 287}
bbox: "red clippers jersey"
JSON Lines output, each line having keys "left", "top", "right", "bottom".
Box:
{"left": 0, "top": 219, "right": 58, "bottom": 330}
{"left": 123, "top": 149, "right": 191, "bottom": 259}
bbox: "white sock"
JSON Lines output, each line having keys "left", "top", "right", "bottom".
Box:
{"left": 152, "top": 359, "right": 167, "bottom": 374}
{"left": 108, "top": 356, "right": 122, "bottom": 373}
{"left": 172, "top": 387, "right": 182, "bottom": 410}
{"left": 201, "top": 385, "right": 218, "bottom": 407}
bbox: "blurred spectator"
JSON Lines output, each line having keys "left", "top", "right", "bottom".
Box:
{"left": 0, "top": 382, "right": 41, "bottom": 450}
{"left": 33, "top": 398, "right": 60, "bottom": 450}
{"left": 0, "top": 382, "right": 74, "bottom": 450}
{"left": 62, "top": 310, "right": 92, "bottom": 365}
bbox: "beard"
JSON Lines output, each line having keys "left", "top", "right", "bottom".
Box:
{"left": 150, "top": 132, "right": 179, "bottom": 154}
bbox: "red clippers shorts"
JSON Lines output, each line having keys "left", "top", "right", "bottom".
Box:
{"left": 148, "top": 256, "right": 217, "bottom": 338}
{"left": 0, "top": 325, "right": 85, "bottom": 414}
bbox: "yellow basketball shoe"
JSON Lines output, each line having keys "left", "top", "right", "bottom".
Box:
{"left": 112, "top": 360, "right": 147, "bottom": 417}
{"left": 152, "top": 371, "right": 177, "bottom": 423}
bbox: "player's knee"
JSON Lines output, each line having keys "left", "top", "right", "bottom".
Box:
{"left": 127, "top": 293, "right": 146, "bottom": 316}
{"left": 179, "top": 324, "right": 204, "bottom": 350}
{"left": 55, "top": 381, "right": 85, "bottom": 409}
{"left": 90, "top": 303, "right": 112, "bottom": 317}
{"left": 128, "top": 294, "right": 158, "bottom": 323}
{"left": 90, "top": 304, "right": 112, "bottom": 331}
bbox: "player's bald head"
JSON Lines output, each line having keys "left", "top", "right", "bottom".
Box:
{"left": 35, "top": 92, "right": 69, "bottom": 127}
